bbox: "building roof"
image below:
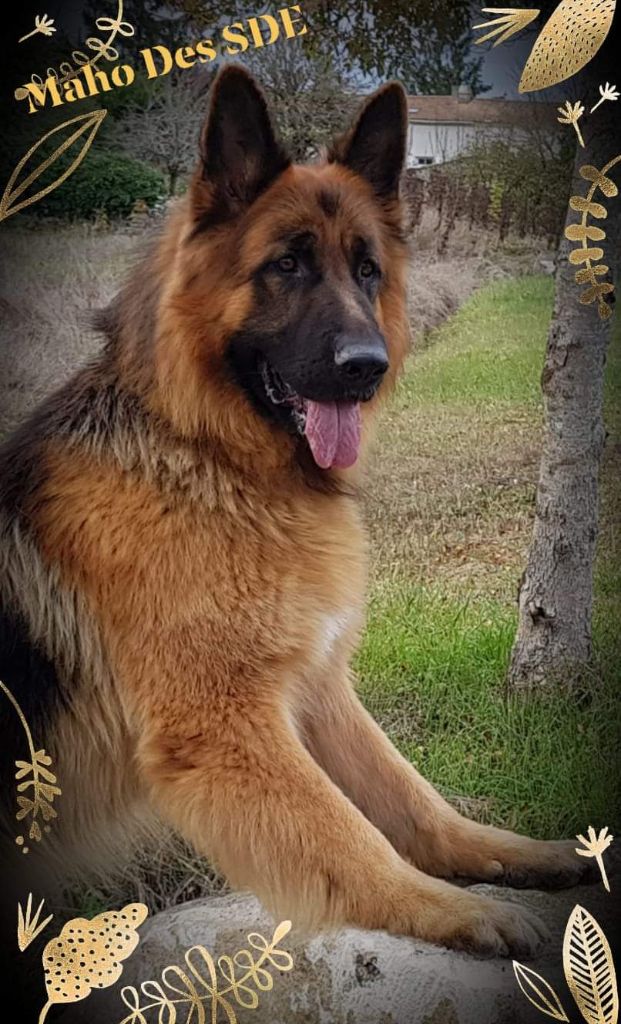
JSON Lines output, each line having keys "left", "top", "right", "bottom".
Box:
{"left": 407, "top": 95, "right": 558, "bottom": 129}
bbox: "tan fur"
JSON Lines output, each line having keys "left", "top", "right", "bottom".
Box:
{"left": 1, "top": 79, "right": 588, "bottom": 955}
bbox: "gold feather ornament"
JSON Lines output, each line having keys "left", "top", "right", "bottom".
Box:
{"left": 520, "top": 0, "right": 617, "bottom": 93}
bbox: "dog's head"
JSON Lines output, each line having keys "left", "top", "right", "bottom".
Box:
{"left": 153, "top": 66, "right": 410, "bottom": 473}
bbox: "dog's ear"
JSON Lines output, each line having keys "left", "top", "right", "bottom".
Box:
{"left": 193, "top": 66, "right": 290, "bottom": 226}
{"left": 330, "top": 83, "right": 408, "bottom": 199}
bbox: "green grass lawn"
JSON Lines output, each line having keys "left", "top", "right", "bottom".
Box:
{"left": 358, "top": 276, "right": 621, "bottom": 841}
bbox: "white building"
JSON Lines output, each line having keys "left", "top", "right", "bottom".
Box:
{"left": 405, "top": 86, "right": 558, "bottom": 168}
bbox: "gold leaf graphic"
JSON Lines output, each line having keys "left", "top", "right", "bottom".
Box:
{"left": 39, "top": 903, "right": 148, "bottom": 1024}
{"left": 580, "top": 165, "right": 619, "bottom": 198}
{"left": 520, "top": 0, "right": 617, "bottom": 93}
{"left": 579, "top": 282, "right": 615, "bottom": 304}
{"left": 569, "top": 196, "right": 608, "bottom": 218}
{"left": 563, "top": 904, "right": 619, "bottom": 1024}
{"left": 0, "top": 678, "right": 61, "bottom": 852}
{"left": 566, "top": 155, "right": 621, "bottom": 319}
{"left": 513, "top": 961, "right": 569, "bottom": 1021}
{"left": 18, "top": 894, "right": 54, "bottom": 952}
{"left": 119, "top": 920, "right": 294, "bottom": 1024}
{"left": 575, "top": 265, "right": 610, "bottom": 282}
{"left": 569, "top": 247, "right": 605, "bottom": 264}
{"left": 0, "top": 108, "right": 106, "bottom": 224}
{"left": 473, "top": 7, "right": 540, "bottom": 47}
{"left": 565, "top": 224, "right": 606, "bottom": 242}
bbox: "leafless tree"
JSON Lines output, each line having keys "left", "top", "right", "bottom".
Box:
{"left": 507, "top": 77, "right": 620, "bottom": 691}
{"left": 109, "top": 71, "right": 213, "bottom": 195}
{"left": 244, "top": 43, "right": 358, "bottom": 161}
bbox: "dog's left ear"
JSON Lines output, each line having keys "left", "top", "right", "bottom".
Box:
{"left": 194, "top": 65, "right": 290, "bottom": 225}
{"left": 330, "top": 83, "right": 408, "bottom": 199}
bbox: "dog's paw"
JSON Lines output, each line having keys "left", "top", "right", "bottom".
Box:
{"left": 492, "top": 839, "right": 600, "bottom": 890}
{"left": 443, "top": 895, "right": 550, "bottom": 959}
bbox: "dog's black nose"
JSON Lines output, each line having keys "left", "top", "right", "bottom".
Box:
{"left": 334, "top": 334, "right": 389, "bottom": 388}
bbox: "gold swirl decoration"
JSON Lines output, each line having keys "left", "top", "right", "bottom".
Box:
{"left": 513, "top": 826, "right": 618, "bottom": 1023}
{"left": 473, "top": 1, "right": 617, "bottom": 93}
{"left": 566, "top": 156, "right": 621, "bottom": 320}
{"left": 119, "top": 920, "right": 295, "bottom": 1024}
{"left": 14, "top": 0, "right": 134, "bottom": 101}
{"left": 0, "top": 679, "right": 61, "bottom": 851}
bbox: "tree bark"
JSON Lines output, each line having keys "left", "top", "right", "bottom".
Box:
{"left": 507, "top": 123, "right": 620, "bottom": 692}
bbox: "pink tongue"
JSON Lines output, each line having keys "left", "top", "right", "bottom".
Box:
{"left": 304, "top": 401, "right": 361, "bottom": 469}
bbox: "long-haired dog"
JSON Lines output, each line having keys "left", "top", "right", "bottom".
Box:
{"left": 0, "top": 67, "right": 592, "bottom": 959}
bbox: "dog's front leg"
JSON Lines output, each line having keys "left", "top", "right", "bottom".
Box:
{"left": 301, "top": 668, "right": 595, "bottom": 891}
{"left": 133, "top": 671, "right": 546, "bottom": 956}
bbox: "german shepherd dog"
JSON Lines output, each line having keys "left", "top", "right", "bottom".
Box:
{"left": 0, "top": 68, "right": 593, "bottom": 957}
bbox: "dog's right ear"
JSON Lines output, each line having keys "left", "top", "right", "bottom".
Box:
{"left": 192, "top": 66, "right": 290, "bottom": 228}
{"left": 329, "top": 83, "right": 408, "bottom": 200}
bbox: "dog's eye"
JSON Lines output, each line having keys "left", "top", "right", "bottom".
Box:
{"left": 276, "top": 255, "right": 298, "bottom": 273}
{"left": 359, "top": 258, "right": 377, "bottom": 280}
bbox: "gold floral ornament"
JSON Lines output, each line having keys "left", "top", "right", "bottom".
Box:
{"left": 38, "top": 903, "right": 148, "bottom": 1024}
{"left": 473, "top": 7, "right": 540, "bottom": 46}
{"left": 576, "top": 826, "right": 614, "bottom": 892}
{"left": 18, "top": 894, "right": 54, "bottom": 952}
{"left": 18, "top": 13, "right": 56, "bottom": 43}
{"left": 0, "top": 679, "right": 61, "bottom": 851}
{"left": 0, "top": 109, "right": 106, "bottom": 224}
{"left": 519, "top": 0, "right": 617, "bottom": 93}
{"left": 557, "top": 99, "right": 586, "bottom": 147}
{"left": 563, "top": 904, "right": 618, "bottom": 1024}
{"left": 119, "top": 920, "right": 294, "bottom": 1024}
{"left": 591, "top": 82, "right": 620, "bottom": 113}
{"left": 566, "top": 156, "right": 621, "bottom": 319}
{"left": 14, "top": 0, "right": 134, "bottom": 98}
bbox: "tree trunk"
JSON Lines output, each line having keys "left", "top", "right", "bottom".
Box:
{"left": 168, "top": 169, "right": 178, "bottom": 197}
{"left": 507, "top": 127, "right": 620, "bottom": 692}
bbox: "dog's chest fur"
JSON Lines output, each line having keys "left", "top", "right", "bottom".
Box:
{"left": 32, "top": 442, "right": 368, "bottom": 705}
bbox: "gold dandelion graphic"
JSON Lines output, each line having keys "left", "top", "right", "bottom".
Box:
{"left": 39, "top": 903, "right": 148, "bottom": 1024}
{"left": 557, "top": 99, "right": 586, "bottom": 147}
{"left": 0, "top": 679, "right": 61, "bottom": 851}
{"left": 18, "top": 894, "right": 54, "bottom": 952}
{"left": 563, "top": 904, "right": 618, "bottom": 1024}
{"left": 472, "top": 2, "right": 617, "bottom": 93}
{"left": 18, "top": 13, "right": 56, "bottom": 42}
{"left": 576, "top": 826, "right": 614, "bottom": 892}
{"left": 119, "top": 920, "right": 294, "bottom": 1024}
{"left": 591, "top": 82, "right": 620, "bottom": 113}
{"left": 473, "top": 7, "right": 540, "bottom": 46}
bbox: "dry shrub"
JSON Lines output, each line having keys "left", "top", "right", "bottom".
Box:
{"left": 407, "top": 253, "right": 481, "bottom": 342}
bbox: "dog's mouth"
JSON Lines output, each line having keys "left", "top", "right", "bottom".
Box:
{"left": 259, "top": 359, "right": 374, "bottom": 470}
